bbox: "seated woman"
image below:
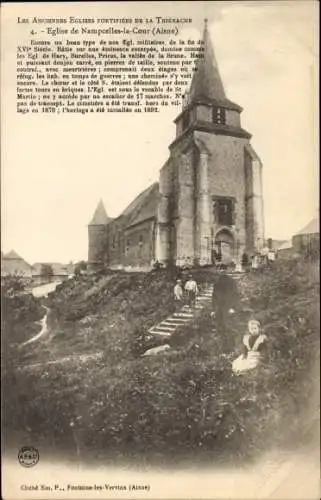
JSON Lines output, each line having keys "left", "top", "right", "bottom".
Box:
{"left": 232, "top": 319, "right": 268, "bottom": 373}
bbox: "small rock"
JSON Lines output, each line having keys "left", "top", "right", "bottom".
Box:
{"left": 142, "top": 344, "right": 170, "bottom": 356}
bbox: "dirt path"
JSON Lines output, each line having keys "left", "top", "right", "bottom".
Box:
{"left": 21, "top": 305, "right": 50, "bottom": 346}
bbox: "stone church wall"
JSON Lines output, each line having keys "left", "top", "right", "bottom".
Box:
{"left": 244, "top": 146, "right": 264, "bottom": 251}
{"left": 88, "top": 225, "right": 108, "bottom": 264}
{"left": 168, "top": 133, "right": 196, "bottom": 266}
{"left": 106, "top": 219, "right": 155, "bottom": 270}
{"left": 123, "top": 220, "right": 156, "bottom": 268}
{"left": 244, "top": 149, "right": 255, "bottom": 250}
{"left": 195, "top": 131, "right": 248, "bottom": 253}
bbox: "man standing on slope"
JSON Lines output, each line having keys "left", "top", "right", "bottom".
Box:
{"left": 184, "top": 274, "right": 199, "bottom": 308}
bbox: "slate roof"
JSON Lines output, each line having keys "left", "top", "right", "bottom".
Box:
{"left": 186, "top": 20, "right": 241, "bottom": 111}
{"left": 245, "top": 144, "right": 262, "bottom": 162}
{"left": 188, "top": 20, "right": 226, "bottom": 103}
{"left": 88, "top": 199, "right": 111, "bottom": 225}
{"left": 294, "top": 217, "right": 319, "bottom": 236}
{"left": 270, "top": 239, "right": 287, "bottom": 251}
{"left": 3, "top": 250, "right": 24, "bottom": 260}
{"left": 120, "top": 182, "right": 159, "bottom": 228}
{"left": 32, "top": 262, "right": 74, "bottom": 276}
{"left": 278, "top": 240, "right": 292, "bottom": 251}
{"left": 1, "top": 250, "right": 32, "bottom": 276}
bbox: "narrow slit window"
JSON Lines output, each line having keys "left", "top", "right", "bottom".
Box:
{"left": 212, "top": 106, "right": 226, "bottom": 125}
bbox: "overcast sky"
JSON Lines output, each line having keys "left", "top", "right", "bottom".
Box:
{"left": 1, "top": 1, "right": 318, "bottom": 264}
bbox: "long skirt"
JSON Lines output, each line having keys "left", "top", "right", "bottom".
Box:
{"left": 232, "top": 352, "right": 261, "bottom": 373}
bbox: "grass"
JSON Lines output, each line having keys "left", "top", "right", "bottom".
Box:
{"left": 3, "top": 258, "right": 320, "bottom": 466}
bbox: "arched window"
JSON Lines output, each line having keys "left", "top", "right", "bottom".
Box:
{"left": 213, "top": 197, "right": 235, "bottom": 226}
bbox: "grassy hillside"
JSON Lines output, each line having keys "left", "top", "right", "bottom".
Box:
{"left": 4, "top": 259, "right": 320, "bottom": 466}
{"left": 17, "top": 267, "right": 212, "bottom": 364}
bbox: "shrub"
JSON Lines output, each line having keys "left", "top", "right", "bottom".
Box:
{"left": 4, "top": 259, "right": 319, "bottom": 465}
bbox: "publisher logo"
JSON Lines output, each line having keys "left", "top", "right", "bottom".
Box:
{"left": 18, "top": 446, "right": 39, "bottom": 467}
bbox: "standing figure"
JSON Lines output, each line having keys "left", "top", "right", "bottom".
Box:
{"left": 251, "top": 253, "right": 260, "bottom": 270}
{"left": 173, "top": 279, "right": 183, "bottom": 310}
{"left": 232, "top": 319, "right": 268, "bottom": 373}
{"left": 184, "top": 275, "right": 198, "bottom": 308}
{"left": 267, "top": 249, "right": 276, "bottom": 265}
{"left": 212, "top": 269, "right": 240, "bottom": 352}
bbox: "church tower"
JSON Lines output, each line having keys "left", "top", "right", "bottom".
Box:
{"left": 157, "top": 19, "right": 264, "bottom": 266}
{"left": 88, "top": 199, "right": 110, "bottom": 266}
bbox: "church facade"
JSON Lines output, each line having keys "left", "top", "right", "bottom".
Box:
{"left": 88, "top": 22, "right": 264, "bottom": 270}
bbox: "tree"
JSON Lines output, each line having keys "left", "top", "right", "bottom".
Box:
{"left": 40, "top": 264, "right": 54, "bottom": 282}
{"left": 1, "top": 274, "right": 25, "bottom": 298}
{"left": 74, "top": 261, "right": 87, "bottom": 276}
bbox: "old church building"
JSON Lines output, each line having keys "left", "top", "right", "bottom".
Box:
{"left": 88, "top": 21, "right": 264, "bottom": 270}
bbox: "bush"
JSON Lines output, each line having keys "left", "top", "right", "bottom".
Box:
{"left": 74, "top": 260, "right": 87, "bottom": 276}
{"left": 4, "top": 259, "right": 319, "bottom": 465}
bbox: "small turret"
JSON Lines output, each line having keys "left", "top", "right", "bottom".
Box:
{"left": 89, "top": 199, "right": 110, "bottom": 226}
{"left": 88, "top": 200, "right": 110, "bottom": 266}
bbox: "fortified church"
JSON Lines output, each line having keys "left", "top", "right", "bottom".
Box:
{"left": 88, "top": 21, "right": 264, "bottom": 270}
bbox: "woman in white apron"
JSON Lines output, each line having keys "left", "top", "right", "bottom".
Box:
{"left": 232, "top": 320, "right": 267, "bottom": 373}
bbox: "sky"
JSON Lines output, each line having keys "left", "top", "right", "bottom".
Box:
{"left": 1, "top": 1, "right": 319, "bottom": 264}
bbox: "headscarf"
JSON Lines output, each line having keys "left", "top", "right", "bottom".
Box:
{"left": 248, "top": 319, "right": 261, "bottom": 331}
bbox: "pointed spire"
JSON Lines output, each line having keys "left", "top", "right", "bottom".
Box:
{"left": 88, "top": 199, "right": 110, "bottom": 225}
{"left": 188, "top": 19, "right": 226, "bottom": 104}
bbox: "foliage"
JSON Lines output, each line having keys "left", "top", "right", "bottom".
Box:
{"left": 4, "top": 259, "right": 320, "bottom": 465}
{"left": 1, "top": 274, "right": 26, "bottom": 298}
{"left": 74, "top": 260, "right": 87, "bottom": 276}
{"left": 1, "top": 275, "right": 44, "bottom": 394}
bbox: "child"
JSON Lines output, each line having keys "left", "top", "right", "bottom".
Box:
{"left": 173, "top": 279, "right": 183, "bottom": 310}
{"left": 251, "top": 254, "right": 260, "bottom": 270}
{"left": 232, "top": 319, "right": 268, "bottom": 373}
{"left": 184, "top": 275, "right": 198, "bottom": 308}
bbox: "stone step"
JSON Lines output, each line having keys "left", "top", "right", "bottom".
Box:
{"left": 165, "top": 317, "right": 187, "bottom": 323}
{"left": 162, "top": 320, "right": 187, "bottom": 327}
{"left": 173, "top": 312, "right": 194, "bottom": 318}
{"left": 153, "top": 324, "right": 176, "bottom": 332}
{"left": 162, "top": 319, "right": 189, "bottom": 328}
{"left": 149, "top": 330, "right": 172, "bottom": 337}
{"left": 147, "top": 287, "right": 213, "bottom": 338}
{"left": 182, "top": 304, "right": 204, "bottom": 310}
